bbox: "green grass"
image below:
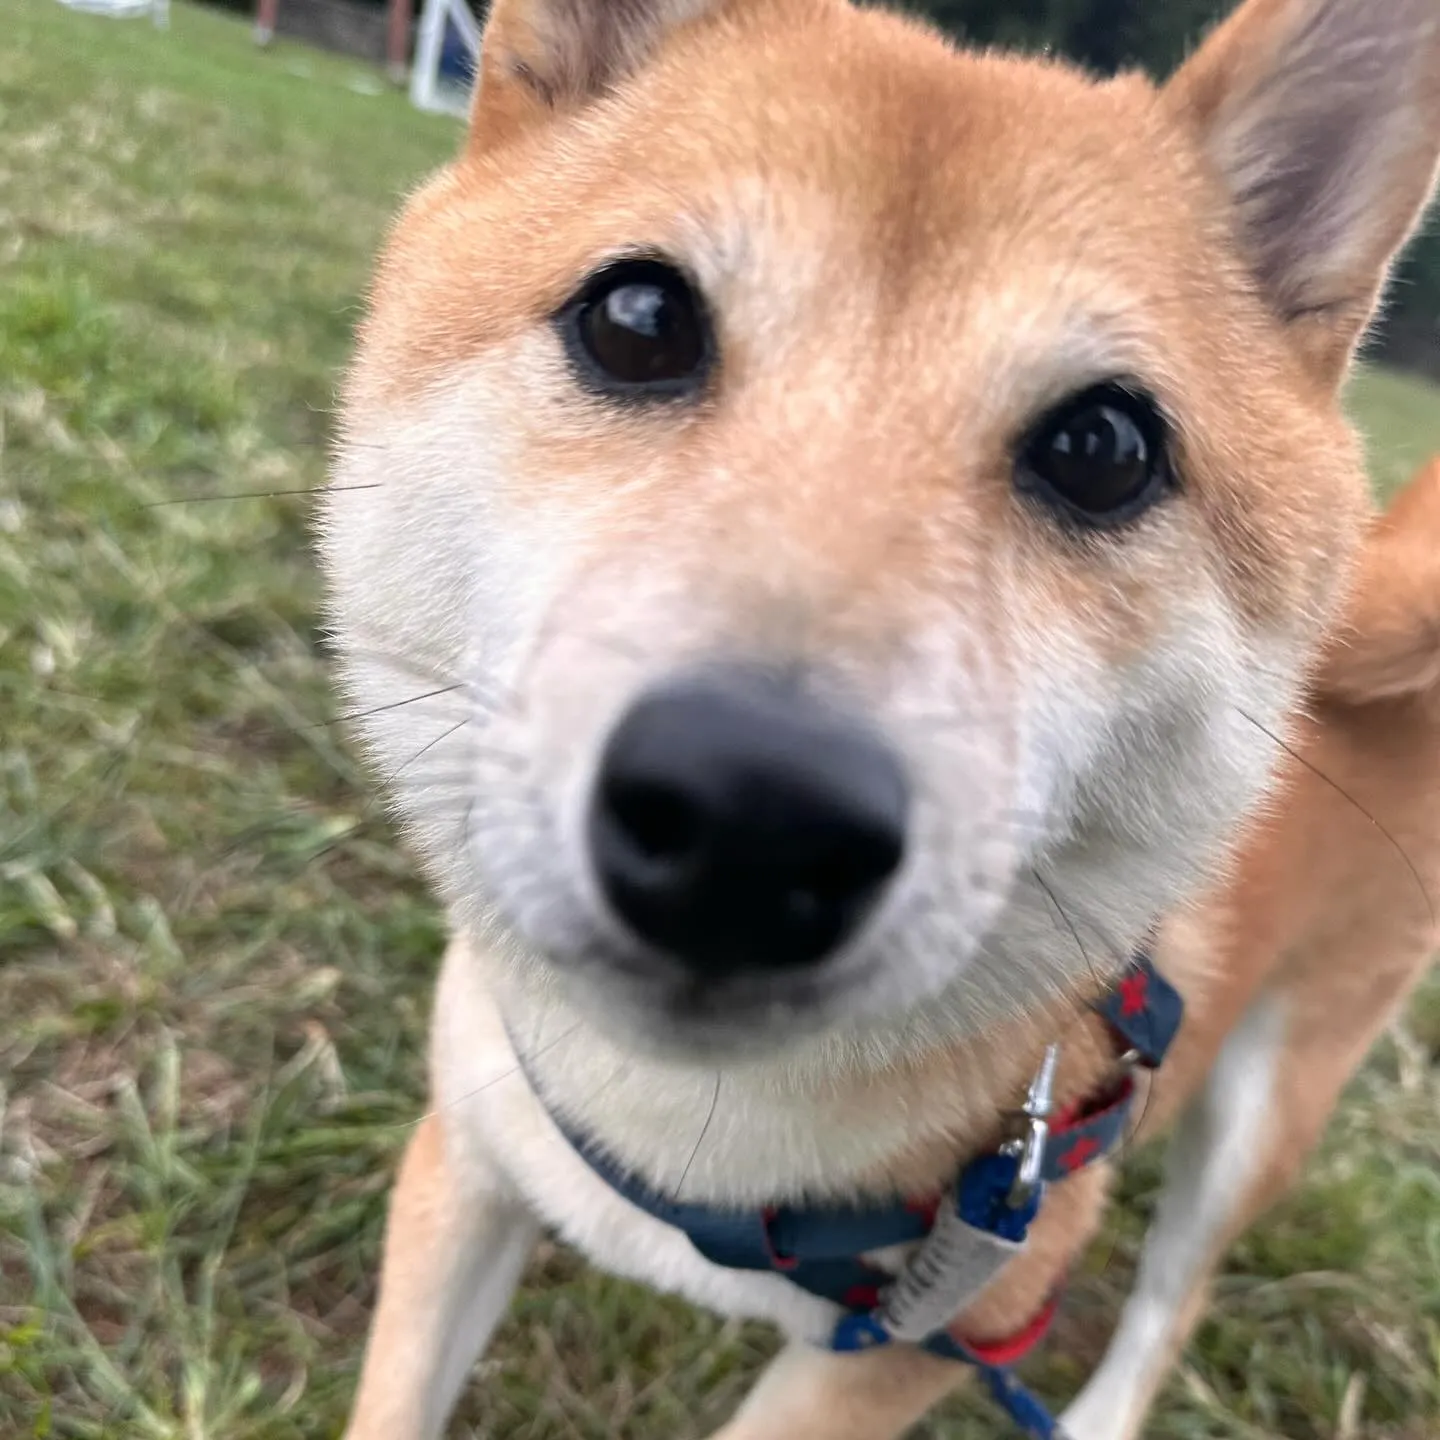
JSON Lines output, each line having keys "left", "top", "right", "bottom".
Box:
{"left": 1, "top": 2, "right": 1437, "bottom": 1436}
{"left": 1348, "top": 368, "right": 1440, "bottom": 502}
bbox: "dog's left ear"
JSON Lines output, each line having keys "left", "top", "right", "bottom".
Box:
{"left": 469, "top": 0, "right": 743, "bottom": 151}
{"left": 1166, "top": 0, "right": 1440, "bottom": 389}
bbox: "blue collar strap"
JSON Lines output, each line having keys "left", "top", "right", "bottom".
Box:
{"left": 515, "top": 950, "right": 1182, "bottom": 1440}
{"left": 1092, "top": 950, "right": 1184, "bottom": 1068}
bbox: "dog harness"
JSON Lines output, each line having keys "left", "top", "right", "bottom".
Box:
{"left": 517, "top": 952, "right": 1183, "bottom": 1440}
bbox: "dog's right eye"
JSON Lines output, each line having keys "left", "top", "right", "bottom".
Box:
{"left": 1016, "top": 382, "right": 1172, "bottom": 527}
{"left": 560, "top": 258, "right": 713, "bottom": 399}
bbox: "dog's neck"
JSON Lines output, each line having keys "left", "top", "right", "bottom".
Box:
{"left": 467, "top": 901, "right": 1205, "bottom": 1209}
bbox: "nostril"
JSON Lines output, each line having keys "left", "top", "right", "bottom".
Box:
{"left": 783, "top": 832, "right": 903, "bottom": 923}
{"left": 590, "top": 669, "right": 910, "bottom": 976}
{"left": 605, "top": 778, "right": 704, "bottom": 866}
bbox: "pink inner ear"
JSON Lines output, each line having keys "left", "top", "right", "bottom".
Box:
{"left": 1187, "top": 0, "right": 1440, "bottom": 327}
{"left": 485, "top": 0, "right": 723, "bottom": 109}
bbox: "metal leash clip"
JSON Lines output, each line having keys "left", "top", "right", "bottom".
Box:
{"left": 1000, "top": 1043, "right": 1060, "bottom": 1209}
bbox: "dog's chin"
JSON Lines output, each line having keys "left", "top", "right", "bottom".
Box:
{"left": 510, "top": 923, "right": 974, "bottom": 1068}
{"left": 472, "top": 840, "right": 1019, "bottom": 1066}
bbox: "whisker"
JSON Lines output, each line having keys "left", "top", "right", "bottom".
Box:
{"left": 317, "top": 685, "right": 466, "bottom": 729}
{"left": 322, "top": 638, "right": 466, "bottom": 693}
{"left": 1235, "top": 705, "right": 1434, "bottom": 925}
{"left": 672, "top": 1073, "right": 723, "bottom": 1204}
{"left": 408, "top": 1020, "right": 587, "bottom": 1130}
{"left": 137, "top": 484, "right": 381, "bottom": 510}
{"left": 306, "top": 436, "right": 398, "bottom": 454}
{"left": 268, "top": 722, "right": 479, "bottom": 875}
{"left": 328, "top": 636, "right": 525, "bottom": 723}
{"left": 375, "top": 718, "right": 470, "bottom": 806}
{"left": 1029, "top": 867, "right": 1103, "bottom": 993}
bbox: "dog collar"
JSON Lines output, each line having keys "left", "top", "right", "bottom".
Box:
{"left": 513, "top": 950, "right": 1182, "bottom": 1440}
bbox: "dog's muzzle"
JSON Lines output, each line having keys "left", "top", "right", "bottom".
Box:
{"left": 588, "top": 664, "right": 910, "bottom": 975}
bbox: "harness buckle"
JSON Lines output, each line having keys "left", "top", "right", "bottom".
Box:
{"left": 1000, "top": 1043, "right": 1059, "bottom": 1209}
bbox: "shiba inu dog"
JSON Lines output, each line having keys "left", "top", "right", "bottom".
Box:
{"left": 318, "top": 0, "right": 1440, "bottom": 1434}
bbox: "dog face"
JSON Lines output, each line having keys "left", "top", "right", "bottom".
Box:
{"left": 321, "top": 0, "right": 1440, "bottom": 1060}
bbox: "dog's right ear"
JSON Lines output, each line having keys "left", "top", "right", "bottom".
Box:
{"left": 1166, "top": 0, "right": 1440, "bottom": 390}
{"left": 468, "top": 0, "right": 743, "bottom": 151}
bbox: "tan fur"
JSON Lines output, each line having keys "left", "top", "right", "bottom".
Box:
{"left": 1320, "top": 457, "right": 1440, "bottom": 701}
{"left": 321, "top": 0, "right": 1440, "bottom": 1435}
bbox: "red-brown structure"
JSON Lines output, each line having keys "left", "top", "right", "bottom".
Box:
{"left": 254, "top": 0, "right": 415, "bottom": 80}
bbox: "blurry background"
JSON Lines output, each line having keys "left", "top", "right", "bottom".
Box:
{"left": 2, "top": 1, "right": 1438, "bottom": 1436}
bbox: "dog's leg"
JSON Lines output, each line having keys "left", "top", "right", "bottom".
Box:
{"left": 707, "top": 1341, "right": 971, "bottom": 1440}
{"left": 1062, "top": 954, "right": 1425, "bottom": 1440}
{"left": 1058, "top": 992, "right": 1286, "bottom": 1440}
{"left": 344, "top": 1113, "right": 540, "bottom": 1440}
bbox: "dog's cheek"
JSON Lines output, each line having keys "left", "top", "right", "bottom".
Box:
{"left": 1089, "top": 600, "right": 1298, "bottom": 894}
{"left": 1007, "top": 604, "right": 1119, "bottom": 834}
{"left": 988, "top": 570, "right": 1286, "bottom": 973}
{"left": 320, "top": 370, "right": 590, "bottom": 904}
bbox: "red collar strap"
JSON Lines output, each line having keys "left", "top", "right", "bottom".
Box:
{"left": 951, "top": 1289, "right": 1064, "bottom": 1368}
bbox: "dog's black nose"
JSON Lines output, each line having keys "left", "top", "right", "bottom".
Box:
{"left": 589, "top": 669, "right": 909, "bottom": 975}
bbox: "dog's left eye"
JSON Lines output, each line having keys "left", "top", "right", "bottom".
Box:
{"left": 559, "top": 257, "right": 713, "bottom": 399}
{"left": 1017, "top": 383, "right": 1171, "bottom": 525}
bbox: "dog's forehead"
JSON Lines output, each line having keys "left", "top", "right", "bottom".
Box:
{"left": 368, "top": 15, "right": 1223, "bottom": 415}
{"left": 517, "top": 43, "right": 1209, "bottom": 416}
{"left": 570, "top": 33, "right": 1188, "bottom": 272}
{"left": 677, "top": 21, "right": 1178, "bottom": 211}
{"left": 541, "top": 33, "right": 1201, "bottom": 340}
